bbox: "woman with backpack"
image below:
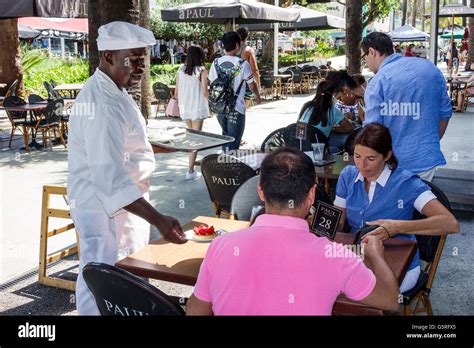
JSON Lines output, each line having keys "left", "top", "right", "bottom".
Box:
{"left": 175, "top": 45, "right": 210, "bottom": 181}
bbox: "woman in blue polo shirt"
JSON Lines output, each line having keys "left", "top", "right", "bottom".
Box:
{"left": 334, "top": 124, "right": 459, "bottom": 292}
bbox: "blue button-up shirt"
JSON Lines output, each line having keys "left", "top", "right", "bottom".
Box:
{"left": 364, "top": 54, "right": 452, "bottom": 173}
{"left": 334, "top": 165, "right": 437, "bottom": 270}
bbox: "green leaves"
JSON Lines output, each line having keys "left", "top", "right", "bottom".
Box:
{"left": 23, "top": 58, "right": 89, "bottom": 96}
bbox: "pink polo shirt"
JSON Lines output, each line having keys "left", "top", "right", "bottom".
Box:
{"left": 193, "top": 214, "right": 376, "bottom": 315}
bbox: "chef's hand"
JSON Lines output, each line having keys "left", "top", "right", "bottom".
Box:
{"left": 155, "top": 215, "right": 187, "bottom": 244}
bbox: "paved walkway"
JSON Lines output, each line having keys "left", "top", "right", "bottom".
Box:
{"left": 0, "top": 80, "right": 473, "bottom": 315}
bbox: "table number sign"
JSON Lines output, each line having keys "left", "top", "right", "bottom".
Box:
{"left": 295, "top": 121, "right": 307, "bottom": 140}
{"left": 310, "top": 202, "right": 342, "bottom": 240}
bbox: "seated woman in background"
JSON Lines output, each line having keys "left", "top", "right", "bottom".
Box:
{"left": 327, "top": 71, "right": 366, "bottom": 124}
{"left": 334, "top": 124, "right": 459, "bottom": 292}
{"left": 298, "top": 80, "right": 354, "bottom": 152}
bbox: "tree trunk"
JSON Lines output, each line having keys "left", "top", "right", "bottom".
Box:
{"left": 261, "top": 36, "right": 274, "bottom": 67}
{"left": 411, "top": 0, "right": 417, "bottom": 28}
{"left": 139, "top": 0, "right": 151, "bottom": 120}
{"left": 401, "top": 0, "right": 408, "bottom": 26}
{"left": 466, "top": 1, "right": 474, "bottom": 71}
{"left": 346, "top": 0, "right": 363, "bottom": 75}
{"left": 88, "top": 0, "right": 150, "bottom": 117}
{"left": 462, "top": 0, "right": 467, "bottom": 28}
{"left": 0, "top": 19, "right": 23, "bottom": 96}
{"left": 421, "top": 0, "right": 425, "bottom": 32}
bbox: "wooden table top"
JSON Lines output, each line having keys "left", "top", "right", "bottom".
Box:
{"left": 314, "top": 154, "right": 354, "bottom": 180}
{"left": 54, "top": 83, "right": 84, "bottom": 91}
{"left": 116, "top": 216, "right": 417, "bottom": 315}
{"left": 0, "top": 83, "right": 6, "bottom": 89}
{"left": 0, "top": 103, "right": 47, "bottom": 111}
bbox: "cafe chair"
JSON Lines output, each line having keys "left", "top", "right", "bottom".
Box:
{"left": 341, "top": 127, "right": 363, "bottom": 156}
{"left": 43, "top": 81, "right": 61, "bottom": 100}
{"left": 279, "top": 70, "right": 294, "bottom": 99}
{"left": 201, "top": 154, "right": 257, "bottom": 218}
{"left": 260, "top": 74, "right": 276, "bottom": 100}
{"left": 401, "top": 181, "right": 451, "bottom": 316}
{"left": 34, "top": 99, "right": 67, "bottom": 150}
{"left": 260, "top": 123, "right": 328, "bottom": 153}
{"left": 83, "top": 262, "right": 185, "bottom": 316}
{"left": 230, "top": 175, "right": 264, "bottom": 221}
{"left": 1, "top": 79, "right": 19, "bottom": 106}
{"left": 3, "top": 96, "right": 32, "bottom": 149}
{"left": 151, "top": 82, "right": 171, "bottom": 118}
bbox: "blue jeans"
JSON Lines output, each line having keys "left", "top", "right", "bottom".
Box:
{"left": 217, "top": 111, "right": 245, "bottom": 151}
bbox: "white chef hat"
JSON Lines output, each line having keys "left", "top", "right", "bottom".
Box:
{"left": 97, "top": 21, "right": 156, "bottom": 51}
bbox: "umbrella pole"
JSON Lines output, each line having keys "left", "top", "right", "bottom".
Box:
{"left": 295, "top": 29, "right": 298, "bottom": 66}
{"left": 233, "top": 18, "right": 236, "bottom": 31}
{"left": 449, "top": 15, "right": 454, "bottom": 79}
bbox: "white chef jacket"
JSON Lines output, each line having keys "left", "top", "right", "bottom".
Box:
{"left": 67, "top": 68, "right": 156, "bottom": 315}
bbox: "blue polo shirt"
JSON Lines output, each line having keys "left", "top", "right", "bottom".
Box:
{"left": 364, "top": 54, "right": 452, "bottom": 173}
{"left": 334, "top": 165, "right": 437, "bottom": 270}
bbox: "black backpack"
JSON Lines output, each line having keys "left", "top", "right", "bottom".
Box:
{"left": 208, "top": 58, "right": 246, "bottom": 115}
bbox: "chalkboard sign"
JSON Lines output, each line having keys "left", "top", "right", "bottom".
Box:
{"left": 295, "top": 121, "right": 307, "bottom": 140}
{"left": 310, "top": 202, "right": 342, "bottom": 240}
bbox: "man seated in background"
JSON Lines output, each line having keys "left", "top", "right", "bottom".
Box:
{"left": 186, "top": 147, "right": 399, "bottom": 315}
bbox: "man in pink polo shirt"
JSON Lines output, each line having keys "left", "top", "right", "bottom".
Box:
{"left": 187, "top": 147, "right": 399, "bottom": 315}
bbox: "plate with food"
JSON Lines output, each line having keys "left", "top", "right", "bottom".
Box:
{"left": 185, "top": 224, "right": 216, "bottom": 243}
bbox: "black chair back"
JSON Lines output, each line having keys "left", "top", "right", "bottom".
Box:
{"left": 201, "top": 154, "right": 257, "bottom": 214}
{"left": 6, "top": 79, "right": 19, "bottom": 97}
{"left": 49, "top": 79, "right": 58, "bottom": 88}
{"left": 42, "top": 99, "right": 64, "bottom": 125}
{"left": 83, "top": 262, "right": 185, "bottom": 316}
{"left": 3, "top": 96, "right": 27, "bottom": 120}
{"left": 153, "top": 82, "right": 171, "bottom": 100}
{"left": 260, "top": 124, "right": 329, "bottom": 153}
{"left": 342, "top": 127, "right": 363, "bottom": 155}
{"left": 292, "top": 68, "right": 303, "bottom": 83}
{"left": 261, "top": 75, "right": 275, "bottom": 89}
{"left": 315, "top": 184, "right": 333, "bottom": 206}
{"left": 28, "top": 94, "right": 46, "bottom": 103}
{"left": 412, "top": 180, "right": 451, "bottom": 263}
{"left": 230, "top": 175, "right": 264, "bottom": 221}
{"left": 44, "top": 81, "right": 60, "bottom": 100}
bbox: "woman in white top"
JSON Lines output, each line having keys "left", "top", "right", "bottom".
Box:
{"left": 175, "top": 45, "right": 210, "bottom": 180}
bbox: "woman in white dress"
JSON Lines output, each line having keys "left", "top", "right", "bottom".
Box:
{"left": 175, "top": 45, "right": 209, "bottom": 180}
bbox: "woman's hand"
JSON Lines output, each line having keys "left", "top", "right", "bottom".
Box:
{"left": 362, "top": 219, "right": 399, "bottom": 241}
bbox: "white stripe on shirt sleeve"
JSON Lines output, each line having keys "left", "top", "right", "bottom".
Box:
{"left": 334, "top": 195, "right": 347, "bottom": 208}
{"left": 414, "top": 190, "right": 437, "bottom": 213}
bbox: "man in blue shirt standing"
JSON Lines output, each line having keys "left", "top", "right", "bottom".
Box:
{"left": 361, "top": 32, "right": 452, "bottom": 181}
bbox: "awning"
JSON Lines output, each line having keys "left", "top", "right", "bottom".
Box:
{"left": 389, "top": 24, "right": 430, "bottom": 42}
{"left": 161, "top": 0, "right": 301, "bottom": 25}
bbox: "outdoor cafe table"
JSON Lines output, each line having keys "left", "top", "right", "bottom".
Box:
{"left": 54, "top": 83, "right": 84, "bottom": 99}
{"left": 0, "top": 103, "right": 47, "bottom": 150}
{"left": 116, "top": 216, "right": 417, "bottom": 315}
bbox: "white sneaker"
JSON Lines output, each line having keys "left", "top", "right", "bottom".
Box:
{"left": 185, "top": 170, "right": 202, "bottom": 181}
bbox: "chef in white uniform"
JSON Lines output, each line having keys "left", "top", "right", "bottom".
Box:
{"left": 67, "top": 21, "right": 187, "bottom": 315}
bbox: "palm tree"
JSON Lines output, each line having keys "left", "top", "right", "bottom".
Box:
{"left": 346, "top": 0, "right": 363, "bottom": 74}
{"left": 0, "top": 19, "right": 23, "bottom": 96}
{"left": 411, "top": 0, "right": 417, "bottom": 28}
{"left": 467, "top": 1, "right": 474, "bottom": 70}
{"left": 402, "top": 0, "right": 408, "bottom": 26}
{"left": 88, "top": 0, "right": 152, "bottom": 119}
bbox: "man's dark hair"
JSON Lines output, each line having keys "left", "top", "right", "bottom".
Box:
{"left": 260, "top": 147, "right": 315, "bottom": 209}
{"left": 361, "top": 32, "right": 394, "bottom": 57}
{"left": 236, "top": 27, "right": 249, "bottom": 42}
{"left": 222, "top": 31, "right": 241, "bottom": 52}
